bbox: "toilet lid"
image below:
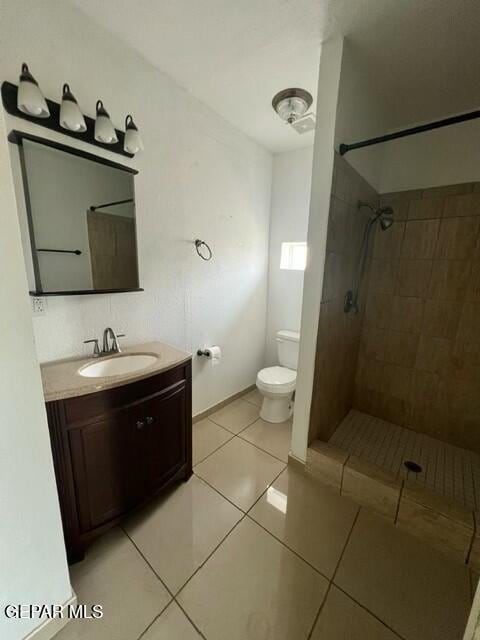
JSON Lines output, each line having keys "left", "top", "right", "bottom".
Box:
{"left": 257, "top": 366, "right": 296, "bottom": 386}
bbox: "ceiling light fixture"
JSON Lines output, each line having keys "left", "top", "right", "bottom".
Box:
{"left": 94, "top": 100, "right": 118, "bottom": 144}
{"left": 272, "top": 88, "right": 313, "bottom": 124}
{"left": 59, "top": 83, "right": 86, "bottom": 132}
{"left": 17, "top": 63, "right": 50, "bottom": 118}
{"left": 124, "top": 114, "right": 143, "bottom": 154}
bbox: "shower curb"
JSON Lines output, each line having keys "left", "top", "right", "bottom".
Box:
{"left": 301, "top": 440, "right": 480, "bottom": 571}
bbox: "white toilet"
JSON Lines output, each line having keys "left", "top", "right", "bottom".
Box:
{"left": 256, "top": 330, "right": 300, "bottom": 423}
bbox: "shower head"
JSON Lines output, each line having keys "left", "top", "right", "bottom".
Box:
{"left": 358, "top": 201, "right": 394, "bottom": 231}
{"left": 380, "top": 216, "right": 394, "bottom": 231}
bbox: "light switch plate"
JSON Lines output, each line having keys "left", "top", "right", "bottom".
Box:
{"left": 32, "top": 297, "right": 47, "bottom": 316}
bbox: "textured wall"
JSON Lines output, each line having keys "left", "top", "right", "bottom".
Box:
{"left": 3, "top": 0, "right": 272, "bottom": 416}
{"left": 0, "top": 111, "right": 72, "bottom": 640}
{"left": 265, "top": 147, "right": 313, "bottom": 365}
{"left": 355, "top": 183, "right": 480, "bottom": 452}
{"left": 308, "top": 155, "right": 378, "bottom": 442}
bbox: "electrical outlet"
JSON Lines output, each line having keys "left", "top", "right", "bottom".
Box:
{"left": 32, "top": 297, "right": 47, "bottom": 316}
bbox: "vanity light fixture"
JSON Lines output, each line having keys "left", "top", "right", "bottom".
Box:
{"left": 59, "top": 84, "right": 86, "bottom": 132}
{"left": 17, "top": 63, "right": 50, "bottom": 118}
{"left": 272, "top": 88, "right": 313, "bottom": 124}
{"left": 124, "top": 114, "right": 144, "bottom": 154}
{"left": 94, "top": 100, "right": 118, "bottom": 144}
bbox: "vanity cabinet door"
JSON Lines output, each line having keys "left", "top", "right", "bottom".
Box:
{"left": 138, "top": 381, "right": 187, "bottom": 495}
{"left": 69, "top": 407, "right": 140, "bottom": 532}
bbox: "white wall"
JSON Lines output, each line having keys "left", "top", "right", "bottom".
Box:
{"left": 291, "top": 36, "right": 390, "bottom": 461}
{"left": 1, "top": 0, "right": 272, "bottom": 416}
{"left": 0, "top": 111, "right": 72, "bottom": 640}
{"left": 379, "top": 118, "right": 480, "bottom": 192}
{"left": 265, "top": 146, "right": 313, "bottom": 364}
{"left": 291, "top": 38, "right": 344, "bottom": 461}
{"left": 333, "top": 40, "right": 388, "bottom": 192}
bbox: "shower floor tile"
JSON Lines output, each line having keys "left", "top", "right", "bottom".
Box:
{"left": 329, "top": 410, "right": 480, "bottom": 511}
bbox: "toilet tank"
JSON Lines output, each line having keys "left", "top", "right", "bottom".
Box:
{"left": 276, "top": 330, "right": 300, "bottom": 370}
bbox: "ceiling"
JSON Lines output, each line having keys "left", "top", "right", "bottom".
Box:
{"left": 69, "top": 0, "right": 480, "bottom": 154}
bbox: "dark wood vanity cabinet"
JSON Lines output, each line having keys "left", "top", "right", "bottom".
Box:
{"left": 46, "top": 360, "right": 192, "bottom": 562}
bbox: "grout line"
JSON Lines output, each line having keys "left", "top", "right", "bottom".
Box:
{"left": 173, "top": 599, "right": 208, "bottom": 639}
{"left": 121, "top": 524, "right": 175, "bottom": 597}
{"left": 173, "top": 513, "right": 249, "bottom": 597}
{"left": 245, "top": 513, "right": 331, "bottom": 584}
{"left": 306, "top": 507, "right": 361, "bottom": 639}
{"left": 394, "top": 479, "right": 404, "bottom": 525}
{"left": 238, "top": 431, "right": 290, "bottom": 464}
{"left": 333, "top": 584, "right": 408, "bottom": 640}
{"left": 135, "top": 600, "right": 174, "bottom": 640}
{"left": 192, "top": 431, "right": 235, "bottom": 467}
{"left": 466, "top": 511, "right": 478, "bottom": 565}
{"left": 193, "top": 469, "right": 250, "bottom": 513}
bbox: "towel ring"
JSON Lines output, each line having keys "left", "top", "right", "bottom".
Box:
{"left": 195, "top": 239, "right": 213, "bottom": 261}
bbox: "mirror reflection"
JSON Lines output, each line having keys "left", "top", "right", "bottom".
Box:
{"left": 18, "top": 137, "right": 140, "bottom": 294}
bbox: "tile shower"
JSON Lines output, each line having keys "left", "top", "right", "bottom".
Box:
{"left": 310, "top": 155, "right": 480, "bottom": 510}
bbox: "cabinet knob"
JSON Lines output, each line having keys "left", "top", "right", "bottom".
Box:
{"left": 136, "top": 420, "right": 145, "bottom": 430}
{"left": 146, "top": 416, "right": 154, "bottom": 425}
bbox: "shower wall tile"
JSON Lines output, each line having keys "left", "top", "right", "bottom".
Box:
{"left": 443, "top": 192, "right": 480, "bottom": 217}
{"left": 364, "top": 293, "right": 392, "bottom": 329}
{"left": 401, "top": 219, "right": 440, "bottom": 259}
{"left": 429, "top": 260, "right": 471, "bottom": 300}
{"left": 423, "top": 183, "right": 474, "bottom": 199}
{"left": 467, "top": 261, "right": 480, "bottom": 301}
{"left": 389, "top": 296, "right": 424, "bottom": 333}
{"left": 435, "top": 217, "right": 480, "bottom": 259}
{"left": 372, "top": 220, "right": 405, "bottom": 259}
{"left": 368, "top": 259, "right": 398, "bottom": 294}
{"left": 353, "top": 183, "right": 480, "bottom": 454}
{"left": 422, "top": 299, "right": 461, "bottom": 339}
{"left": 309, "top": 155, "right": 377, "bottom": 443}
{"left": 416, "top": 336, "right": 452, "bottom": 373}
{"left": 408, "top": 197, "right": 445, "bottom": 220}
{"left": 383, "top": 330, "right": 419, "bottom": 368}
{"left": 396, "top": 259, "right": 433, "bottom": 297}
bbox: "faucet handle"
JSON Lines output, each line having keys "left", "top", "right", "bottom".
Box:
{"left": 84, "top": 338, "right": 100, "bottom": 357}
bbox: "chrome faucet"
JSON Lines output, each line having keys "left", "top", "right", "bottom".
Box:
{"left": 84, "top": 328, "right": 125, "bottom": 357}
{"left": 102, "top": 327, "right": 125, "bottom": 354}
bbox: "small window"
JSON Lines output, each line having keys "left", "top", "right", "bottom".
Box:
{"left": 280, "top": 242, "right": 307, "bottom": 271}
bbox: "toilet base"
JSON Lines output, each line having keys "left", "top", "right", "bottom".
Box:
{"left": 259, "top": 395, "right": 293, "bottom": 423}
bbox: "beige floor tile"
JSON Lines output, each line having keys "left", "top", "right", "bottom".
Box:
{"left": 192, "top": 418, "right": 232, "bottom": 465}
{"left": 56, "top": 528, "right": 170, "bottom": 640}
{"left": 124, "top": 475, "right": 242, "bottom": 593}
{"left": 249, "top": 467, "right": 358, "bottom": 577}
{"left": 312, "top": 586, "right": 401, "bottom": 639}
{"left": 194, "top": 437, "right": 285, "bottom": 511}
{"left": 178, "top": 517, "right": 328, "bottom": 640}
{"left": 243, "top": 388, "right": 263, "bottom": 407}
{"left": 142, "top": 602, "right": 201, "bottom": 639}
{"left": 240, "top": 418, "right": 292, "bottom": 462}
{"left": 335, "top": 510, "right": 471, "bottom": 640}
{"left": 209, "top": 398, "right": 259, "bottom": 434}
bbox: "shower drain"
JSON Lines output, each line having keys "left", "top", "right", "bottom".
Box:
{"left": 404, "top": 460, "right": 423, "bottom": 473}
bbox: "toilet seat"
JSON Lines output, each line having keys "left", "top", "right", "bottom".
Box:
{"left": 257, "top": 366, "right": 296, "bottom": 393}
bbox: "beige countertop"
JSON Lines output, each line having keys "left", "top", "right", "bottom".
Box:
{"left": 40, "top": 341, "right": 191, "bottom": 402}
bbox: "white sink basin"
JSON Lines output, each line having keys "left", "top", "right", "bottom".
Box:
{"left": 78, "top": 354, "right": 158, "bottom": 378}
